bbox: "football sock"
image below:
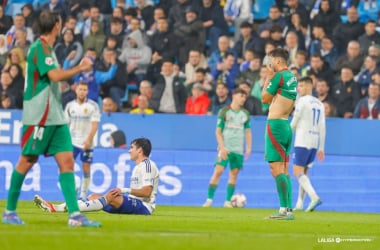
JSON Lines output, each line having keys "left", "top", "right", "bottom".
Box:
{"left": 80, "top": 173, "right": 91, "bottom": 199}
{"left": 295, "top": 185, "right": 306, "bottom": 208}
{"left": 275, "top": 174, "right": 288, "bottom": 208}
{"left": 207, "top": 184, "right": 218, "bottom": 199}
{"left": 226, "top": 183, "right": 236, "bottom": 201}
{"left": 6, "top": 170, "right": 26, "bottom": 211}
{"left": 77, "top": 197, "right": 107, "bottom": 212}
{"left": 286, "top": 175, "right": 293, "bottom": 209}
{"left": 59, "top": 172, "right": 80, "bottom": 214}
{"left": 297, "top": 174, "right": 318, "bottom": 201}
{"left": 54, "top": 203, "right": 67, "bottom": 212}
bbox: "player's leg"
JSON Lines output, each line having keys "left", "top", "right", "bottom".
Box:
{"left": 79, "top": 149, "right": 93, "bottom": 200}
{"left": 203, "top": 159, "right": 227, "bottom": 207}
{"left": 50, "top": 125, "right": 100, "bottom": 227}
{"left": 33, "top": 194, "right": 67, "bottom": 212}
{"left": 224, "top": 153, "right": 243, "bottom": 207}
{"left": 2, "top": 154, "right": 38, "bottom": 225}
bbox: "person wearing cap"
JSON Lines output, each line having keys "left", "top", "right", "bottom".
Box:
{"left": 174, "top": 5, "right": 205, "bottom": 68}
{"left": 185, "top": 82, "right": 211, "bottom": 115}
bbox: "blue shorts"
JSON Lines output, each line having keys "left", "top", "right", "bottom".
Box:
{"left": 73, "top": 146, "right": 93, "bottom": 163}
{"left": 103, "top": 194, "right": 151, "bottom": 215}
{"left": 293, "top": 147, "right": 317, "bottom": 167}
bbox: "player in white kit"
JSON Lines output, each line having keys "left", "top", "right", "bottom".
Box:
{"left": 64, "top": 82, "right": 100, "bottom": 199}
{"left": 34, "top": 138, "right": 159, "bottom": 215}
{"left": 291, "top": 76, "right": 326, "bottom": 212}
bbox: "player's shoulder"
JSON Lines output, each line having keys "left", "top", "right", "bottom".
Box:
{"left": 140, "top": 159, "right": 159, "bottom": 173}
{"left": 87, "top": 99, "right": 100, "bottom": 108}
{"left": 218, "top": 105, "right": 231, "bottom": 117}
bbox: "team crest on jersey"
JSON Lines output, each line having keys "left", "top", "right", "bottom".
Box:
{"left": 45, "top": 57, "right": 53, "bottom": 65}
{"left": 84, "top": 108, "right": 88, "bottom": 114}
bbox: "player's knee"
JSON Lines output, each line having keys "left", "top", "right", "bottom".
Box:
{"left": 25, "top": 155, "right": 38, "bottom": 164}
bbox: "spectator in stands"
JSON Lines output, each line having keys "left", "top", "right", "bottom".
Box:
{"left": 332, "top": 6, "right": 364, "bottom": 55}
{"left": 284, "top": 31, "right": 303, "bottom": 65}
{"left": 168, "top": 0, "right": 197, "bottom": 27}
{"left": 291, "top": 50, "right": 309, "bottom": 77}
{"left": 238, "top": 81, "right": 262, "bottom": 116}
{"left": 71, "top": 48, "right": 118, "bottom": 102}
{"left": 368, "top": 44, "right": 380, "bottom": 60}
{"left": 174, "top": 6, "right": 205, "bottom": 68}
{"left": 212, "top": 52, "right": 238, "bottom": 92}
{"left": 149, "top": 58, "right": 187, "bottom": 113}
{"left": 223, "top": 0, "right": 253, "bottom": 42}
{"left": 0, "top": 93, "right": 15, "bottom": 109}
{"left": 0, "top": 71, "right": 21, "bottom": 109}
{"left": 315, "top": 78, "right": 335, "bottom": 103}
{"left": 258, "top": 5, "right": 287, "bottom": 37}
{"left": 108, "top": 17, "right": 126, "bottom": 50}
{"left": 65, "top": 0, "right": 88, "bottom": 18}
{"left": 0, "top": 35, "right": 8, "bottom": 69}
{"left": 283, "top": 0, "right": 310, "bottom": 26}
{"left": 39, "top": 0, "right": 69, "bottom": 22}
{"left": 83, "top": 20, "right": 106, "bottom": 57}
{"left": 6, "top": 14, "right": 34, "bottom": 49}
{"left": 54, "top": 28, "right": 83, "bottom": 68}
{"left": 110, "top": 130, "right": 127, "bottom": 148}
{"left": 333, "top": 0, "right": 359, "bottom": 15}
{"left": 3, "top": 47, "right": 26, "bottom": 77}
{"left": 131, "top": 80, "right": 153, "bottom": 108}
{"left": 208, "top": 81, "right": 231, "bottom": 115}
{"left": 353, "top": 82, "right": 380, "bottom": 119}
{"left": 235, "top": 54, "right": 261, "bottom": 86}
{"left": 320, "top": 35, "right": 339, "bottom": 70}
{"left": 308, "top": 53, "right": 335, "bottom": 87}
{"left": 284, "top": 12, "right": 308, "bottom": 50}
{"left": 93, "top": 0, "right": 113, "bottom": 18}
{"left": 357, "top": 55, "right": 379, "bottom": 96}
{"left": 62, "top": 16, "right": 82, "bottom": 42}
{"left": 185, "top": 82, "right": 211, "bottom": 115}
{"left": 147, "top": 7, "right": 166, "bottom": 36}
{"left": 123, "top": 7, "right": 138, "bottom": 35}
{"left": 323, "top": 100, "right": 337, "bottom": 117}
{"left": 8, "top": 63, "right": 24, "bottom": 95}
{"left": 119, "top": 29, "right": 152, "bottom": 85}
{"left": 251, "top": 65, "right": 269, "bottom": 114}
{"left": 309, "top": 24, "right": 326, "bottom": 57}
{"left": 135, "top": 0, "right": 154, "bottom": 31}
{"left": 82, "top": 5, "right": 105, "bottom": 39}
{"left": 112, "top": 6, "right": 127, "bottom": 31}
{"left": 332, "top": 67, "right": 361, "bottom": 118}
{"left": 208, "top": 36, "right": 237, "bottom": 74}
{"left": 233, "top": 21, "right": 260, "bottom": 64}
{"left": 0, "top": 5, "right": 12, "bottom": 35}
{"left": 61, "top": 81, "right": 76, "bottom": 109}
{"left": 21, "top": 3, "right": 36, "bottom": 29}
{"left": 184, "top": 49, "right": 208, "bottom": 86}
{"left": 98, "top": 48, "right": 127, "bottom": 111}
{"left": 130, "top": 94, "right": 155, "bottom": 114}
{"left": 266, "top": 24, "right": 285, "bottom": 49}
{"left": 148, "top": 17, "right": 178, "bottom": 77}
{"left": 358, "top": 20, "right": 380, "bottom": 55}
{"left": 199, "top": 0, "right": 229, "bottom": 54}
{"left": 102, "top": 97, "right": 119, "bottom": 113}
{"left": 334, "top": 40, "right": 364, "bottom": 76}
{"left": 13, "top": 28, "right": 30, "bottom": 59}
{"left": 103, "top": 35, "right": 122, "bottom": 56}
{"left": 311, "top": 0, "right": 341, "bottom": 35}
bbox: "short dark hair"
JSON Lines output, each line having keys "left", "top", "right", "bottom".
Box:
{"left": 232, "top": 87, "right": 247, "bottom": 96}
{"left": 132, "top": 138, "right": 152, "bottom": 157}
{"left": 268, "top": 48, "right": 289, "bottom": 62}
{"left": 195, "top": 68, "right": 206, "bottom": 74}
{"left": 240, "top": 21, "right": 252, "bottom": 29}
{"left": 299, "top": 76, "right": 313, "bottom": 85}
{"left": 38, "top": 10, "right": 61, "bottom": 35}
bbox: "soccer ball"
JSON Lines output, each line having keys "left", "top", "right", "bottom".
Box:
{"left": 231, "top": 193, "right": 247, "bottom": 208}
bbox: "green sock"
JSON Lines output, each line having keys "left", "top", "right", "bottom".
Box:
{"left": 6, "top": 170, "right": 26, "bottom": 211}
{"left": 275, "top": 174, "right": 288, "bottom": 208}
{"left": 286, "top": 175, "right": 293, "bottom": 209}
{"left": 226, "top": 183, "right": 236, "bottom": 201}
{"left": 207, "top": 184, "right": 218, "bottom": 199}
{"left": 59, "top": 172, "right": 79, "bottom": 214}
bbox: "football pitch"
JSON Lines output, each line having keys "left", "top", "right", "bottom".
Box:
{"left": 0, "top": 201, "right": 379, "bottom": 250}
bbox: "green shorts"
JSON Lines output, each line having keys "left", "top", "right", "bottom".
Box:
{"left": 215, "top": 151, "right": 243, "bottom": 170}
{"left": 21, "top": 124, "right": 73, "bottom": 156}
{"left": 265, "top": 119, "right": 292, "bottom": 162}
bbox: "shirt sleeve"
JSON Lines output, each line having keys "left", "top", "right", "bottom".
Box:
{"left": 36, "top": 43, "right": 58, "bottom": 77}
{"left": 266, "top": 73, "right": 280, "bottom": 96}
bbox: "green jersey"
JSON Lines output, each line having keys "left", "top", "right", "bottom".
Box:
{"left": 267, "top": 70, "right": 297, "bottom": 101}
{"left": 217, "top": 106, "right": 251, "bottom": 154}
{"left": 23, "top": 39, "right": 66, "bottom": 126}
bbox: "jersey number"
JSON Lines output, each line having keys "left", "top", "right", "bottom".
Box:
{"left": 33, "top": 127, "right": 45, "bottom": 140}
{"left": 312, "top": 108, "right": 321, "bottom": 126}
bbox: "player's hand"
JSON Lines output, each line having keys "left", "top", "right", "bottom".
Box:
{"left": 218, "top": 148, "right": 228, "bottom": 160}
{"left": 109, "top": 188, "right": 121, "bottom": 197}
{"left": 265, "top": 61, "right": 275, "bottom": 79}
{"left": 79, "top": 56, "right": 94, "bottom": 71}
{"left": 83, "top": 139, "right": 91, "bottom": 150}
{"left": 244, "top": 148, "right": 251, "bottom": 161}
{"left": 317, "top": 150, "right": 325, "bottom": 162}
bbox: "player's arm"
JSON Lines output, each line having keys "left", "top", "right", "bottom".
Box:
{"left": 47, "top": 60, "right": 93, "bottom": 83}
{"left": 262, "top": 63, "right": 277, "bottom": 104}
{"left": 83, "top": 121, "right": 98, "bottom": 150}
{"left": 317, "top": 106, "right": 326, "bottom": 161}
{"left": 290, "top": 101, "right": 302, "bottom": 131}
{"left": 120, "top": 185, "right": 153, "bottom": 198}
{"left": 244, "top": 128, "right": 252, "bottom": 158}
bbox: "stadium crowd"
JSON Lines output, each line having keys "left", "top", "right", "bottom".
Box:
{"left": 0, "top": 0, "right": 380, "bottom": 119}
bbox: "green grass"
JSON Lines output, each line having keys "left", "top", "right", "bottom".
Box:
{"left": 0, "top": 201, "right": 379, "bottom": 250}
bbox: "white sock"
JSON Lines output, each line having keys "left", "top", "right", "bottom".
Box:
{"left": 77, "top": 197, "right": 107, "bottom": 212}
{"left": 80, "top": 175, "right": 91, "bottom": 199}
{"left": 298, "top": 174, "right": 318, "bottom": 201}
{"left": 279, "top": 207, "right": 286, "bottom": 214}
{"left": 55, "top": 203, "right": 67, "bottom": 212}
{"left": 295, "top": 185, "right": 306, "bottom": 208}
